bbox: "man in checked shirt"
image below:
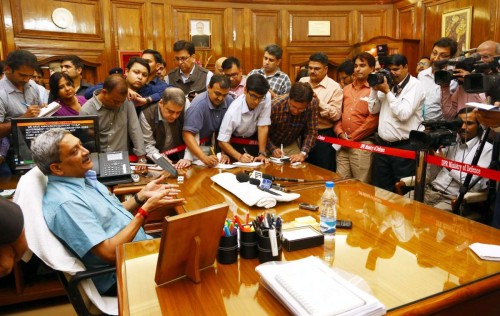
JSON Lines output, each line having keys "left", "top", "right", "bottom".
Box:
{"left": 266, "top": 82, "right": 319, "bottom": 163}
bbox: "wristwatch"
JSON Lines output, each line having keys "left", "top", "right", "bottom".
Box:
{"left": 300, "top": 151, "right": 308, "bottom": 158}
{"left": 138, "top": 157, "right": 147, "bottom": 164}
{"left": 258, "top": 151, "right": 267, "bottom": 157}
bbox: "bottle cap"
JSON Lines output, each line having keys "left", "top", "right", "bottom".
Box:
{"left": 325, "top": 181, "right": 334, "bottom": 188}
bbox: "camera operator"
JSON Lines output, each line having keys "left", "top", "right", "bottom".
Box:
{"left": 439, "top": 59, "right": 486, "bottom": 120}
{"left": 368, "top": 54, "right": 425, "bottom": 192}
{"left": 419, "top": 108, "right": 492, "bottom": 212}
{"left": 418, "top": 37, "right": 458, "bottom": 121}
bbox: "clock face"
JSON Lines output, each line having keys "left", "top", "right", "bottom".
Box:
{"left": 51, "top": 8, "right": 73, "bottom": 29}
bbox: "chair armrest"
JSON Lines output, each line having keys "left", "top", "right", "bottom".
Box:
{"left": 60, "top": 265, "right": 116, "bottom": 316}
{"left": 463, "top": 191, "right": 488, "bottom": 204}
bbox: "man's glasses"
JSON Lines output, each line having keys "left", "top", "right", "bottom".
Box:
{"left": 248, "top": 93, "right": 266, "bottom": 102}
{"left": 174, "top": 56, "right": 191, "bottom": 63}
{"left": 225, "top": 72, "right": 240, "bottom": 78}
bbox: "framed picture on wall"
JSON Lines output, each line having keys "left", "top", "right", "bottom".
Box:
{"left": 119, "top": 51, "right": 142, "bottom": 72}
{"left": 190, "top": 19, "right": 211, "bottom": 50}
{"left": 441, "top": 7, "right": 472, "bottom": 55}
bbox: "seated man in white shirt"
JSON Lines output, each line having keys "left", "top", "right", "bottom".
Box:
{"left": 217, "top": 74, "right": 271, "bottom": 163}
{"left": 422, "top": 107, "right": 492, "bottom": 211}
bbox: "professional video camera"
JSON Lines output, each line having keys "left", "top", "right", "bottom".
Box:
{"left": 367, "top": 68, "right": 394, "bottom": 87}
{"left": 409, "top": 118, "right": 462, "bottom": 150}
{"left": 434, "top": 53, "right": 481, "bottom": 85}
{"left": 463, "top": 56, "right": 500, "bottom": 102}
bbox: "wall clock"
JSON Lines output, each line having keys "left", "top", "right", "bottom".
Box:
{"left": 51, "top": 8, "right": 73, "bottom": 29}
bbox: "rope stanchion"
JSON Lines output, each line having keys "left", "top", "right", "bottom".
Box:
{"left": 316, "top": 135, "right": 500, "bottom": 182}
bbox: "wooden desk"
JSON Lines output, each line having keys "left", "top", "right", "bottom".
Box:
{"left": 117, "top": 163, "right": 500, "bottom": 315}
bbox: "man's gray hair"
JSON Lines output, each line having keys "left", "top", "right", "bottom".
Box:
{"left": 31, "top": 128, "right": 70, "bottom": 175}
{"left": 161, "top": 87, "right": 186, "bottom": 107}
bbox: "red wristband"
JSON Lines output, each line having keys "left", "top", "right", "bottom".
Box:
{"left": 135, "top": 207, "right": 148, "bottom": 219}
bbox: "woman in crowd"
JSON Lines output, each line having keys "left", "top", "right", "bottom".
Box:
{"left": 49, "top": 72, "right": 86, "bottom": 116}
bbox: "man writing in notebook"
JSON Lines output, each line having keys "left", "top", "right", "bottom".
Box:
{"left": 31, "top": 128, "right": 185, "bottom": 295}
{"left": 217, "top": 74, "right": 271, "bottom": 163}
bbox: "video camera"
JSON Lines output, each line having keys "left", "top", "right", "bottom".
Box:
{"left": 367, "top": 68, "right": 394, "bottom": 88}
{"left": 409, "top": 118, "right": 463, "bottom": 150}
{"left": 463, "top": 56, "right": 500, "bottom": 102}
{"left": 434, "top": 53, "right": 481, "bottom": 85}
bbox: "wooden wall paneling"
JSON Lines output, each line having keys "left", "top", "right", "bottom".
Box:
{"left": 110, "top": 0, "right": 147, "bottom": 69}
{"left": 250, "top": 10, "right": 281, "bottom": 73}
{"left": 396, "top": 5, "right": 417, "bottom": 39}
{"left": 230, "top": 8, "right": 246, "bottom": 72}
{"left": 359, "top": 10, "right": 390, "bottom": 42}
{"left": 150, "top": 2, "right": 166, "bottom": 57}
{"left": 171, "top": 6, "right": 226, "bottom": 71}
{"left": 288, "top": 11, "right": 352, "bottom": 46}
{"left": 10, "top": 0, "right": 103, "bottom": 41}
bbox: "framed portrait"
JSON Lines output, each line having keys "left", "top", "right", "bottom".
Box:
{"left": 441, "top": 7, "right": 472, "bottom": 55}
{"left": 190, "top": 19, "right": 211, "bottom": 50}
{"left": 119, "top": 51, "right": 142, "bottom": 71}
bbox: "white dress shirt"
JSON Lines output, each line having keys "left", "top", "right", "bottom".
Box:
{"left": 432, "top": 136, "right": 493, "bottom": 195}
{"left": 368, "top": 75, "right": 425, "bottom": 142}
{"left": 217, "top": 92, "right": 271, "bottom": 142}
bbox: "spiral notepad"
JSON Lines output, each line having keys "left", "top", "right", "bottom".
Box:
{"left": 275, "top": 268, "right": 365, "bottom": 316}
{"left": 255, "top": 256, "right": 386, "bottom": 316}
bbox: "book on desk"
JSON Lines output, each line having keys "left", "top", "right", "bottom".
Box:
{"left": 256, "top": 256, "right": 386, "bottom": 316}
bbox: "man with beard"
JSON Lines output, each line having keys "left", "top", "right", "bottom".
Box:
{"left": 420, "top": 108, "right": 492, "bottom": 211}
{"left": 335, "top": 52, "right": 378, "bottom": 183}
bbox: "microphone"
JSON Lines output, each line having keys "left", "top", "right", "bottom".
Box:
{"left": 236, "top": 173, "right": 286, "bottom": 194}
{"left": 151, "top": 153, "right": 178, "bottom": 177}
{"left": 261, "top": 173, "right": 305, "bottom": 182}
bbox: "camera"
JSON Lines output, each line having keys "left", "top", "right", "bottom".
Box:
{"left": 463, "top": 56, "right": 500, "bottom": 102}
{"left": 409, "top": 118, "right": 462, "bottom": 150}
{"left": 434, "top": 53, "right": 480, "bottom": 85}
{"left": 367, "top": 68, "right": 394, "bottom": 87}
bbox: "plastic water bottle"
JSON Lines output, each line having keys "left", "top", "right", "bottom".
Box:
{"left": 320, "top": 181, "right": 337, "bottom": 236}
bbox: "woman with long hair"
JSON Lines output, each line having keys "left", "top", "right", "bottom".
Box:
{"left": 49, "top": 72, "right": 86, "bottom": 116}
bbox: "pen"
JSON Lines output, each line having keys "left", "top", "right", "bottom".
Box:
{"left": 280, "top": 144, "right": 283, "bottom": 158}
{"left": 21, "top": 102, "right": 29, "bottom": 107}
{"left": 210, "top": 147, "right": 216, "bottom": 156}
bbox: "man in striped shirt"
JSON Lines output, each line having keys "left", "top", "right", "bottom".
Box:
{"left": 267, "top": 82, "right": 319, "bottom": 163}
{"left": 248, "top": 44, "right": 291, "bottom": 98}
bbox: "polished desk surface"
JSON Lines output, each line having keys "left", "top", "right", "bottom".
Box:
{"left": 116, "top": 163, "right": 500, "bottom": 315}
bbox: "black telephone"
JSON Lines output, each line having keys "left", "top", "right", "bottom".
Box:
{"left": 90, "top": 151, "right": 132, "bottom": 185}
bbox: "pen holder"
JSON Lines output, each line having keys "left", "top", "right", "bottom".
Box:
{"left": 217, "top": 234, "right": 238, "bottom": 265}
{"left": 240, "top": 229, "right": 258, "bottom": 259}
{"left": 257, "top": 230, "right": 283, "bottom": 263}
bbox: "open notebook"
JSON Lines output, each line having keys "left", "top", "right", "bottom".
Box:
{"left": 256, "top": 256, "right": 385, "bottom": 316}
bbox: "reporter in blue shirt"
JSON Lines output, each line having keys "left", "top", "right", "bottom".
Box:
{"left": 31, "top": 128, "right": 186, "bottom": 295}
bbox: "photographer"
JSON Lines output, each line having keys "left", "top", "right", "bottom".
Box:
{"left": 418, "top": 37, "right": 458, "bottom": 121}
{"left": 420, "top": 108, "right": 492, "bottom": 212}
{"left": 368, "top": 54, "right": 425, "bottom": 192}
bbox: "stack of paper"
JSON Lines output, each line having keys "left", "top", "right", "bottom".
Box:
{"left": 469, "top": 243, "right": 500, "bottom": 261}
{"left": 38, "top": 101, "right": 61, "bottom": 117}
{"left": 256, "top": 256, "right": 386, "bottom": 316}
